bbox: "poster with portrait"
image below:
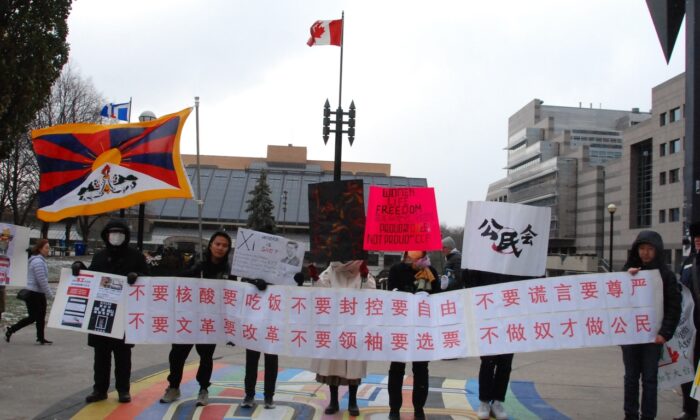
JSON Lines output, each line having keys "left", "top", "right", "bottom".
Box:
{"left": 308, "top": 179, "right": 366, "bottom": 263}
{"left": 0, "top": 223, "right": 29, "bottom": 286}
{"left": 48, "top": 268, "right": 127, "bottom": 338}
{"left": 231, "top": 228, "right": 305, "bottom": 286}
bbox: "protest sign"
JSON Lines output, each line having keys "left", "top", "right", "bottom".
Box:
{"left": 231, "top": 228, "right": 304, "bottom": 286}
{"left": 47, "top": 269, "right": 127, "bottom": 339}
{"left": 0, "top": 223, "right": 29, "bottom": 286}
{"left": 308, "top": 180, "right": 366, "bottom": 262}
{"left": 462, "top": 201, "right": 551, "bottom": 276}
{"left": 364, "top": 186, "right": 442, "bottom": 251}
{"left": 659, "top": 285, "right": 696, "bottom": 389}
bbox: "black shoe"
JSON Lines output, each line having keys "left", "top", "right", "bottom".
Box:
{"left": 324, "top": 402, "right": 339, "bottom": 414}
{"left": 37, "top": 339, "right": 52, "bottom": 345}
{"left": 388, "top": 410, "right": 401, "bottom": 420}
{"left": 414, "top": 408, "right": 426, "bottom": 419}
{"left": 348, "top": 403, "right": 360, "bottom": 416}
{"left": 118, "top": 392, "right": 131, "bottom": 403}
{"left": 5, "top": 326, "right": 12, "bottom": 342}
{"left": 85, "top": 392, "right": 108, "bottom": 403}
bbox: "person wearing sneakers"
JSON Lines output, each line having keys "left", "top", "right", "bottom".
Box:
{"left": 159, "top": 231, "right": 238, "bottom": 407}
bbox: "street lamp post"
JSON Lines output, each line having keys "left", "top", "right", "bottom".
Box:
{"left": 607, "top": 203, "right": 617, "bottom": 271}
{"left": 322, "top": 99, "right": 356, "bottom": 181}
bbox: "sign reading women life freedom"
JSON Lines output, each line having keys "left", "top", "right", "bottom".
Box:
{"left": 0, "top": 223, "right": 29, "bottom": 286}
{"left": 231, "top": 228, "right": 305, "bottom": 286}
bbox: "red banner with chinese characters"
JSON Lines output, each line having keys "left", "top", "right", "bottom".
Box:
{"left": 363, "top": 186, "right": 442, "bottom": 251}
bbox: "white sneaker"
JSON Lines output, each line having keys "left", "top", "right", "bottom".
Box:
{"left": 491, "top": 400, "right": 508, "bottom": 420}
{"left": 477, "top": 401, "right": 491, "bottom": 419}
{"left": 196, "top": 389, "right": 209, "bottom": 406}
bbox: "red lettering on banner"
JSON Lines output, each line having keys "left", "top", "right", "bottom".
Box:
{"left": 560, "top": 318, "right": 577, "bottom": 337}
{"left": 580, "top": 282, "right": 599, "bottom": 300}
{"left": 554, "top": 284, "right": 572, "bottom": 302}
{"left": 177, "top": 285, "right": 192, "bottom": 303}
{"left": 480, "top": 326, "right": 498, "bottom": 344}
{"left": 245, "top": 293, "right": 261, "bottom": 310}
{"left": 152, "top": 316, "right": 169, "bottom": 333}
{"left": 365, "top": 297, "right": 384, "bottom": 316}
{"left": 364, "top": 332, "right": 383, "bottom": 351}
{"left": 339, "top": 331, "right": 357, "bottom": 349}
{"left": 475, "top": 292, "right": 494, "bottom": 310}
{"left": 177, "top": 317, "right": 192, "bottom": 334}
{"left": 224, "top": 319, "right": 235, "bottom": 335}
{"left": 199, "top": 288, "right": 215, "bottom": 304}
{"left": 129, "top": 285, "right": 145, "bottom": 301}
{"left": 152, "top": 285, "right": 169, "bottom": 302}
{"left": 534, "top": 322, "right": 553, "bottom": 339}
{"left": 223, "top": 289, "right": 237, "bottom": 307}
{"left": 631, "top": 278, "right": 647, "bottom": 296}
{"left": 340, "top": 297, "right": 358, "bottom": 315}
{"left": 391, "top": 299, "right": 408, "bottom": 316}
{"left": 391, "top": 332, "right": 409, "bottom": 350}
{"left": 416, "top": 332, "right": 435, "bottom": 350}
{"left": 501, "top": 288, "right": 520, "bottom": 306}
{"left": 440, "top": 300, "right": 457, "bottom": 316}
{"left": 129, "top": 312, "right": 144, "bottom": 329}
{"left": 442, "top": 330, "right": 461, "bottom": 348}
{"left": 291, "top": 330, "right": 307, "bottom": 347}
{"left": 606, "top": 280, "right": 622, "bottom": 298}
{"left": 315, "top": 331, "right": 331, "bottom": 349}
{"left": 528, "top": 285, "right": 548, "bottom": 304}
{"left": 266, "top": 325, "right": 280, "bottom": 342}
{"left": 507, "top": 323, "right": 526, "bottom": 342}
{"left": 291, "top": 297, "right": 307, "bottom": 314}
{"left": 268, "top": 293, "right": 281, "bottom": 311}
{"left": 315, "top": 297, "right": 331, "bottom": 315}
{"left": 585, "top": 317, "right": 605, "bottom": 335}
{"left": 418, "top": 300, "right": 431, "bottom": 318}
{"left": 635, "top": 314, "right": 652, "bottom": 332}
{"left": 200, "top": 318, "right": 216, "bottom": 334}
{"left": 243, "top": 324, "right": 258, "bottom": 341}
{"left": 611, "top": 316, "right": 628, "bottom": 334}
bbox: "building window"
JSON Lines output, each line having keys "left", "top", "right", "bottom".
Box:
{"left": 670, "top": 138, "right": 681, "bottom": 154}
{"left": 670, "top": 207, "right": 680, "bottom": 222}
{"left": 660, "top": 112, "right": 667, "bottom": 126}
{"left": 632, "top": 141, "right": 653, "bottom": 228}
{"left": 670, "top": 168, "right": 680, "bottom": 183}
{"left": 670, "top": 107, "right": 681, "bottom": 122}
{"left": 659, "top": 209, "right": 666, "bottom": 223}
{"left": 659, "top": 143, "right": 666, "bottom": 156}
{"left": 660, "top": 171, "right": 666, "bottom": 185}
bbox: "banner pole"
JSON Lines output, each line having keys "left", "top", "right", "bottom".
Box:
{"left": 195, "top": 96, "right": 203, "bottom": 277}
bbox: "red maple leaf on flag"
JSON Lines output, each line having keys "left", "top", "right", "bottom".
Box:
{"left": 307, "top": 21, "right": 325, "bottom": 46}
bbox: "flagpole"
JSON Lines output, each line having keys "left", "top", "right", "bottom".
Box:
{"left": 127, "top": 97, "right": 132, "bottom": 123}
{"left": 195, "top": 96, "right": 203, "bottom": 277}
{"left": 338, "top": 11, "right": 344, "bottom": 109}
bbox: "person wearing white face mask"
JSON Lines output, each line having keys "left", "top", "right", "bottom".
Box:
{"left": 71, "top": 218, "right": 148, "bottom": 405}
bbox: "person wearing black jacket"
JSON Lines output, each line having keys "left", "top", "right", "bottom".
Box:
{"left": 622, "top": 230, "right": 682, "bottom": 420}
{"left": 72, "top": 219, "right": 148, "bottom": 404}
{"left": 441, "top": 236, "right": 463, "bottom": 290}
{"left": 387, "top": 251, "right": 440, "bottom": 420}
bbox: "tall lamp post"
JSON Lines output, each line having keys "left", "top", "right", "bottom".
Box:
{"left": 607, "top": 203, "right": 617, "bottom": 271}
{"left": 322, "top": 99, "right": 356, "bottom": 181}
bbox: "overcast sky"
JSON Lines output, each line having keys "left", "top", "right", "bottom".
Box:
{"left": 66, "top": 0, "right": 685, "bottom": 227}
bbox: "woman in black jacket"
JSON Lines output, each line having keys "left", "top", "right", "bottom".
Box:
{"left": 621, "top": 230, "right": 681, "bottom": 420}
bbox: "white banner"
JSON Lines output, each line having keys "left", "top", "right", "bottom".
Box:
{"left": 461, "top": 201, "right": 550, "bottom": 276}
{"left": 124, "top": 270, "right": 662, "bottom": 361}
{"left": 231, "top": 228, "right": 304, "bottom": 286}
{"left": 0, "top": 223, "right": 29, "bottom": 286}
{"left": 659, "top": 285, "right": 696, "bottom": 390}
{"left": 47, "top": 269, "right": 128, "bottom": 338}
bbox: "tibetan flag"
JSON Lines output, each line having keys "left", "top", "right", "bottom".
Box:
{"left": 32, "top": 108, "right": 193, "bottom": 222}
{"left": 100, "top": 102, "right": 131, "bottom": 121}
{"left": 307, "top": 19, "right": 342, "bottom": 46}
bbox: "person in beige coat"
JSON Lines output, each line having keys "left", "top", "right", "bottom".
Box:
{"left": 310, "top": 260, "right": 376, "bottom": 417}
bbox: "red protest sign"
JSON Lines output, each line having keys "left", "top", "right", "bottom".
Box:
{"left": 363, "top": 186, "right": 442, "bottom": 251}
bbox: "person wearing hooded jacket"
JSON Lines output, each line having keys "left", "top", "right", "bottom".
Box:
{"left": 622, "top": 230, "right": 681, "bottom": 420}
{"left": 72, "top": 219, "right": 148, "bottom": 404}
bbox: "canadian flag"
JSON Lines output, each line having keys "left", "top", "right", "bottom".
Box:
{"left": 307, "top": 19, "right": 342, "bottom": 47}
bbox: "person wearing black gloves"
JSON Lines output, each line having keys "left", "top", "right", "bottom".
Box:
{"left": 387, "top": 251, "right": 440, "bottom": 420}
{"left": 72, "top": 219, "right": 148, "bottom": 404}
{"left": 159, "top": 231, "right": 233, "bottom": 407}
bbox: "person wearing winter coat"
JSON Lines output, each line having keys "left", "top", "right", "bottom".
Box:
{"left": 310, "top": 260, "right": 376, "bottom": 417}
{"left": 72, "top": 219, "right": 148, "bottom": 404}
{"left": 622, "top": 230, "right": 682, "bottom": 420}
{"left": 441, "top": 236, "right": 463, "bottom": 290}
{"left": 5, "top": 238, "right": 54, "bottom": 344}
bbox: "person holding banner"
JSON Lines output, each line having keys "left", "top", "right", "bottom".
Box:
{"left": 5, "top": 239, "right": 54, "bottom": 345}
{"left": 387, "top": 250, "right": 440, "bottom": 420}
{"left": 622, "top": 230, "right": 681, "bottom": 420}
{"left": 160, "top": 231, "right": 235, "bottom": 407}
{"left": 310, "top": 260, "right": 376, "bottom": 417}
{"left": 675, "top": 222, "right": 700, "bottom": 420}
{"left": 73, "top": 219, "right": 148, "bottom": 404}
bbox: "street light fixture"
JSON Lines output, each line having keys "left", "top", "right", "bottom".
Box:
{"left": 322, "top": 98, "right": 356, "bottom": 181}
{"left": 607, "top": 203, "right": 617, "bottom": 271}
